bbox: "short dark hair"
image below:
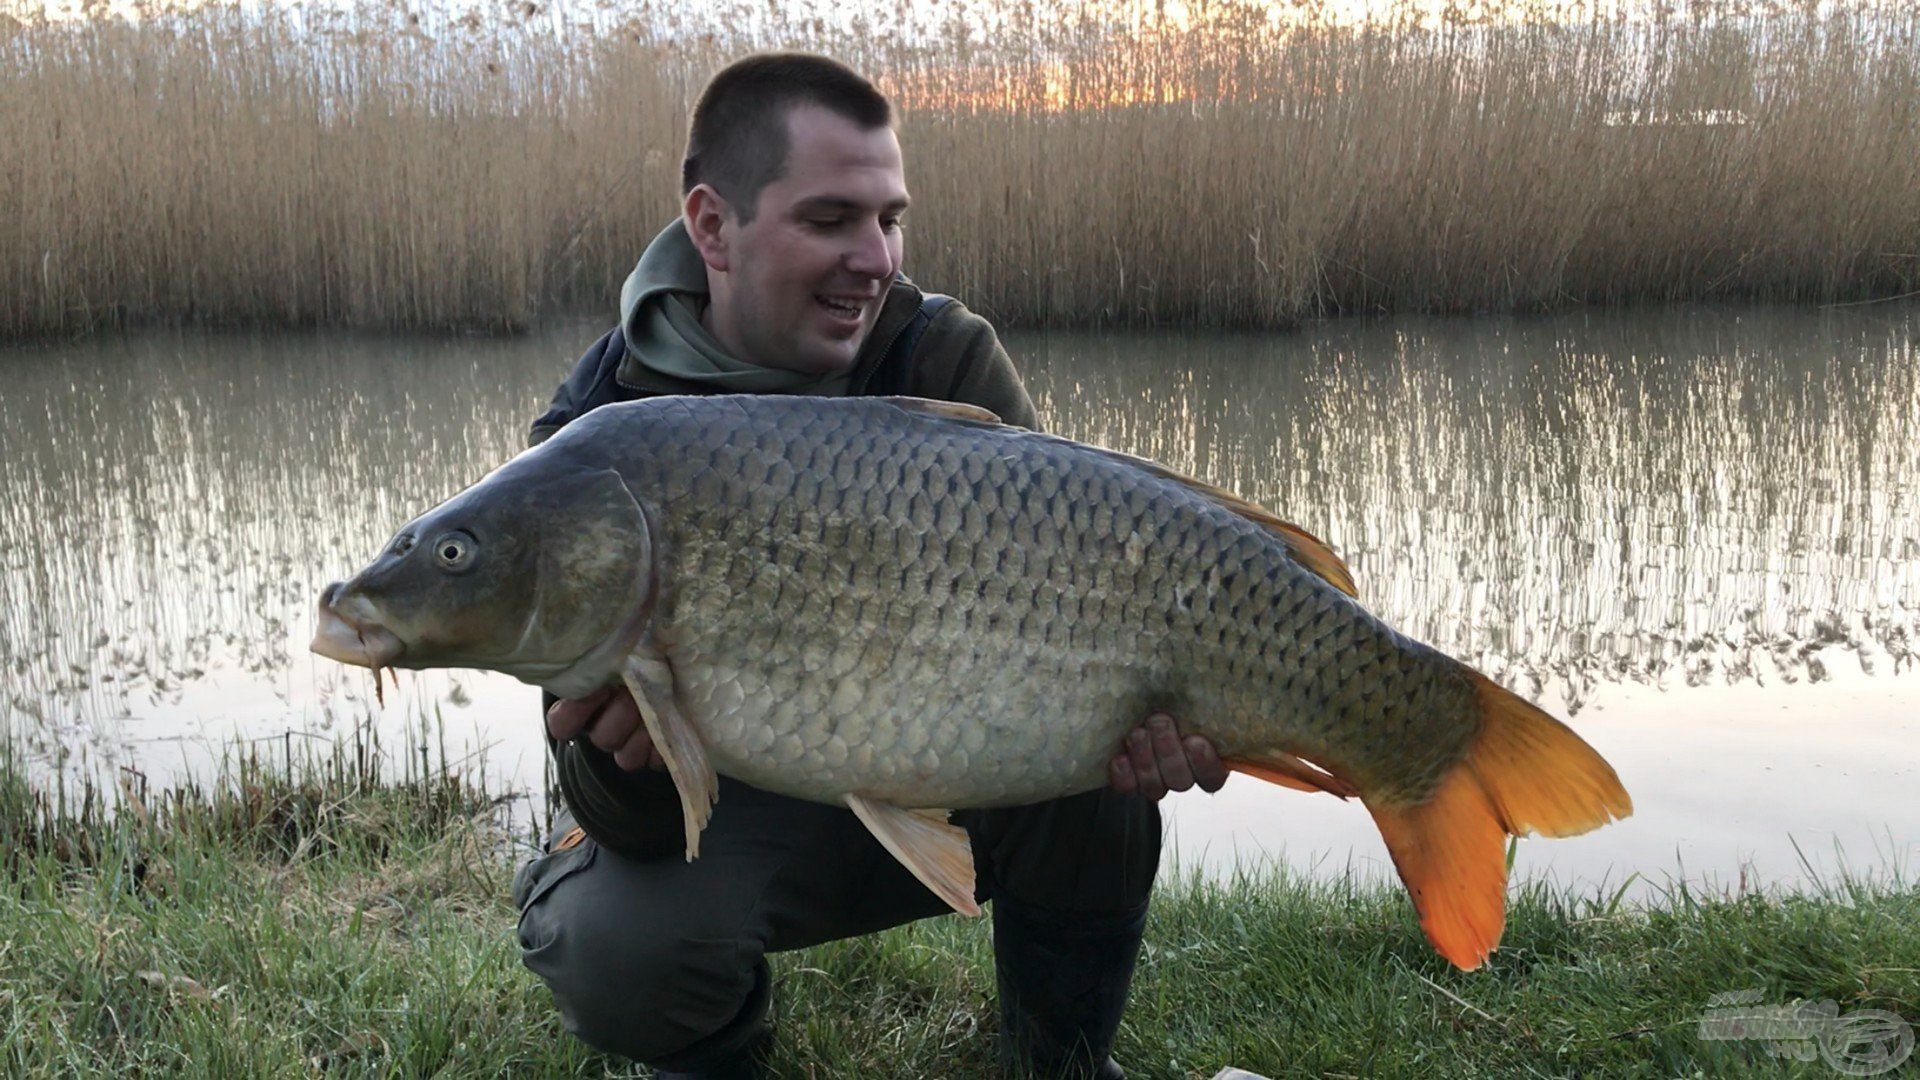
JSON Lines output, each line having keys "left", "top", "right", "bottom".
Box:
{"left": 682, "top": 53, "right": 894, "bottom": 222}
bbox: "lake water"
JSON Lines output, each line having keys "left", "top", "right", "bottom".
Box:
{"left": 2, "top": 305, "right": 1915, "bottom": 898}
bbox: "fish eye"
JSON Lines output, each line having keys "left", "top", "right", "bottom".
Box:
{"left": 431, "top": 531, "right": 477, "bottom": 572}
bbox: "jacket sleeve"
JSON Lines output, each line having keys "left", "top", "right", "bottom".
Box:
{"left": 917, "top": 300, "right": 1041, "bottom": 432}
{"left": 528, "top": 326, "right": 625, "bottom": 448}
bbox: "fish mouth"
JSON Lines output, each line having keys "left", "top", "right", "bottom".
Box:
{"left": 311, "top": 582, "right": 404, "bottom": 671}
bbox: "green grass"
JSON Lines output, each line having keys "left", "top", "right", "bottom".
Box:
{"left": 3, "top": 741, "right": 1914, "bottom": 1077}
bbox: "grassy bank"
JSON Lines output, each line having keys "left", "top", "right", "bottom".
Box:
{"left": 3, "top": 0, "right": 1917, "bottom": 337}
{"left": 3, "top": 740, "right": 1915, "bottom": 1076}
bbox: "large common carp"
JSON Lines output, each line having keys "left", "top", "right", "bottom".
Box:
{"left": 312, "top": 394, "right": 1631, "bottom": 970}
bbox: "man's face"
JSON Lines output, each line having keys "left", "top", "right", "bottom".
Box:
{"left": 695, "top": 105, "right": 909, "bottom": 376}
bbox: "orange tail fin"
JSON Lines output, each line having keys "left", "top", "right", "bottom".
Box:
{"left": 1365, "top": 671, "right": 1632, "bottom": 970}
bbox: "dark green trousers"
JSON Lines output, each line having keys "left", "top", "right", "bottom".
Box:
{"left": 512, "top": 758, "right": 1161, "bottom": 1072}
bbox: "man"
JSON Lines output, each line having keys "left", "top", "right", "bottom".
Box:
{"left": 512, "top": 53, "right": 1227, "bottom": 1079}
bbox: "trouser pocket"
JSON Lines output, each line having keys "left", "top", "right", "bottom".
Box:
{"left": 512, "top": 830, "right": 599, "bottom": 917}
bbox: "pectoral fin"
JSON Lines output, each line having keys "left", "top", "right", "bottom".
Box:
{"left": 620, "top": 652, "right": 717, "bottom": 861}
{"left": 845, "top": 794, "right": 981, "bottom": 917}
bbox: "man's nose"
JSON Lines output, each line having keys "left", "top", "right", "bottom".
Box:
{"left": 843, "top": 219, "right": 895, "bottom": 278}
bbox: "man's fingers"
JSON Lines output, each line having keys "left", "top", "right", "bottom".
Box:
{"left": 1186, "top": 734, "right": 1228, "bottom": 793}
{"left": 1111, "top": 714, "right": 1229, "bottom": 802}
{"left": 1148, "top": 713, "right": 1196, "bottom": 793}
{"left": 1125, "top": 726, "right": 1166, "bottom": 801}
{"left": 545, "top": 686, "right": 613, "bottom": 741}
{"left": 584, "top": 692, "right": 642, "bottom": 753}
{"left": 613, "top": 727, "right": 658, "bottom": 772}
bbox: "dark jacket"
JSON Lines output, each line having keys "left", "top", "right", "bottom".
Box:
{"left": 534, "top": 282, "right": 1038, "bottom": 855}
{"left": 531, "top": 286, "right": 1037, "bottom": 449}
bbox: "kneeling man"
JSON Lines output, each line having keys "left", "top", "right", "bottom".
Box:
{"left": 513, "top": 53, "right": 1226, "bottom": 1079}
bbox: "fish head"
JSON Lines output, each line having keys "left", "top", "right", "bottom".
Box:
{"left": 312, "top": 460, "right": 654, "bottom": 696}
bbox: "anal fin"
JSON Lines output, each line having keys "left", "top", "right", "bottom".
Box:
{"left": 620, "top": 653, "right": 718, "bottom": 861}
{"left": 845, "top": 794, "right": 981, "bottom": 917}
{"left": 1225, "top": 749, "right": 1358, "bottom": 799}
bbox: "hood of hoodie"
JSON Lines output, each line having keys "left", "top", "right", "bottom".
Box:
{"left": 613, "top": 219, "right": 924, "bottom": 397}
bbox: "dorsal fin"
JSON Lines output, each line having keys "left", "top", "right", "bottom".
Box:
{"left": 876, "top": 397, "right": 1004, "bottom": 425}
{"left": 1093, "top": 448, "right": 1359, "bottom": 599}
{"left": 873, "top": 397, "right": 1358, "bottom": 598}
{"left": 1189, "top": 480, "right": 1357, "bottom": 598}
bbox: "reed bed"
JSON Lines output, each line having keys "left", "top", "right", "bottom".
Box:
{"left": 3, "top": 0, "right": 1917, "bottom": 335}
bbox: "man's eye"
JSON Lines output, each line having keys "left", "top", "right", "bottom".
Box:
{"left": 882, "top": 217, "right": 904, "bottom": 232}
{"left": 807, "top": 218, "right": 842, "bottom": 230}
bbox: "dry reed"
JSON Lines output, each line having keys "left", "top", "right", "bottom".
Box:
{"left": 2, "top": 0, "right": 1916, "bottom": 335}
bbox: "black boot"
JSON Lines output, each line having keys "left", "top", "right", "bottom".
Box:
{"left": 649, "top": 1034, "right": 768, "bottom": 1080}
{"left": 993, "top": 894, "right": 1147, "bottom": 1079}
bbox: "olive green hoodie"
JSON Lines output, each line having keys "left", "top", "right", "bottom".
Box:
{"left": 604, "top": 219, "right": 1038, "bottom": 429}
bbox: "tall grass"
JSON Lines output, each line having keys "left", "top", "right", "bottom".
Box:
{"left": 3, "top": 0, "right": 1917, "bottom": 335}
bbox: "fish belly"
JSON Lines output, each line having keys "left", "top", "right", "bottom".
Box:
{"left": 628, "top": 397, "right": 1478, "bottom": 810}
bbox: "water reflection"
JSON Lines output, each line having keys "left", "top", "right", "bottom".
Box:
{"left": 1021, "top": 307, "right": 1920, "bottom": 713}
{"left": 0, "top": 305, "right": 1915, "bottom": 888}
{"left": 0, "top": 326, "right": 583, "bottom": 776}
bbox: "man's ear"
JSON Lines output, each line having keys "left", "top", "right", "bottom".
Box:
{"left": 683, "top": 185, "right": 733, "bottom": 273}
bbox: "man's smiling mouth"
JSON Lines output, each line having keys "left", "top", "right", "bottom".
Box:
{"left": 816, "top": 295, "right": 867, "bottom": 318}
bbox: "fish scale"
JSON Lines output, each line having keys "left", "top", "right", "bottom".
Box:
{"left": 314, "top": 392, "right": 1631, "bottom": 968}
{"left": 599, "top": 395, "right": 1474, "bottom": 808}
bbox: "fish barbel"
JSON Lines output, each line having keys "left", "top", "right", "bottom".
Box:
{"left": 312, "top": 395, "right": 1631, "bottom": 969}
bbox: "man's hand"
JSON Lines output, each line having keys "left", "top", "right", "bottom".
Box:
{"left": 547, "top": 686, "right": 666, "bottom": 772}
{"left": 1108, "top": 713, "right": 1228, "bottom": 802}
{"left": 554, "top": 690, "right": 1228, "bottom": 795}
